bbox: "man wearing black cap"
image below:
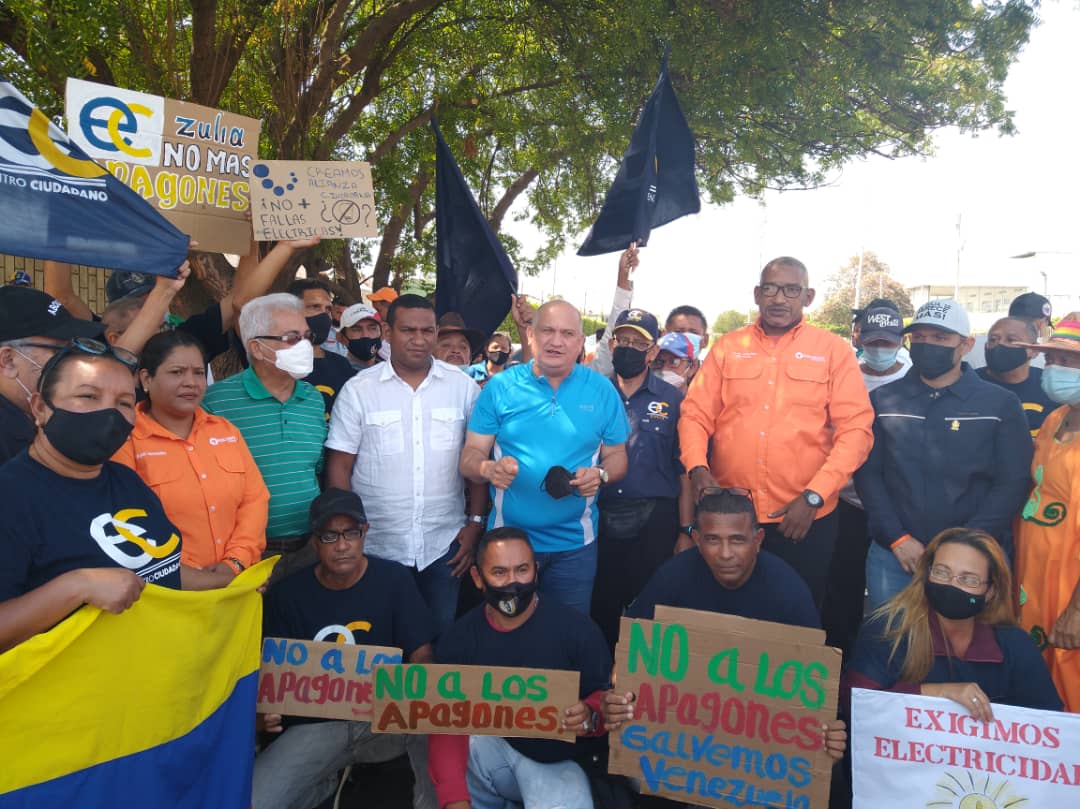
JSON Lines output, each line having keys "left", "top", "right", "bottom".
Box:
{"left": 1010, "top": 291, "right": 1054, "bottom": 342}
{"left": 0, "top": 286, "right": 103, "bottom": 464}
{"left": 253, "top": 487, "right": 437, "bottom": 809}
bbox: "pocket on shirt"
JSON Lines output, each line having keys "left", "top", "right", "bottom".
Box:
{"left": 138, "top": 458, "right": 183, "bottom": 488}
{"left": 784, "top": 360, "right": 828, "bottom": 407}
{"left": 211, "top": 443, "right": 248, "bottom": 474}
{"left": 430, "top": 407, "right": 464, "bottom": 451}
{"left": 366, "top": 410, "right": 405, "bottom": 455}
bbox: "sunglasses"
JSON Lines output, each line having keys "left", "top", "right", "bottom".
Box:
{"left": 38, "top": 337, "right": 138, "bottom": 391}
{"left": 697, "top": 486, "right": 753, "bottom": 503}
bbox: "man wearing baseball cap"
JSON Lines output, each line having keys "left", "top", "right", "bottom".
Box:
{"left": 338, "top": 303, "right": 384, "bottom": 372}
{"left": 0, "top": 286, "right": 103, "bottom": 464}
{"left": 856, "top": 299, "right": 1033, "bottom": 608}
{"left": 366, "top": 286, "right": 398, "bottom": 323}
{"left": 1010, "top": 292, "right": 1054, "bottom": 341}
{"left": 650, "top": 331, "right": 698, "bottom": 392}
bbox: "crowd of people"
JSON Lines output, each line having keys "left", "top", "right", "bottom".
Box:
{"left": 1, "top": 244, "right": 1078, "bottom": 809}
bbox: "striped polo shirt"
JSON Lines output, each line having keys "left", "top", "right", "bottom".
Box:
{"left": 202, "top": 367, "right": 326, "bottom": 538}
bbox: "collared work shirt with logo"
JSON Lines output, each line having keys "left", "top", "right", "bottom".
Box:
{"left": 680, "top": 320, "right": 874, "bottom": 521}
{"left": 113, "top": 404, "right": 269, "bottom": 569}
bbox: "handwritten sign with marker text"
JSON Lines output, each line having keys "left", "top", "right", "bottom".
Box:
{"left": 257, "top": 637, "right": 402, "bottom": 721}
{"left": 608, "top": 608, "right": 841, "bottom": 809}
{"left": 65, "top": 77, "right": 260, "bottom": 254}
{"left": 250, "top": 160, "right": 376, "bottom": 241}
{"left": 371, "top": 663, "right": 580, "bottom": 742}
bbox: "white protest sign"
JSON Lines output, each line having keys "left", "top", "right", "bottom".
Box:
{"left": 852, "top": 688, "right": 1080, "bottom": 808}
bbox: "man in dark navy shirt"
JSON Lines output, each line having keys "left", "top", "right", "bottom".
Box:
{"left": 428, "top": 527, "right": 612, "bottom": 809}
{"left": 977, "top": 317, "right": 1056, "bottom": 436}
{"left": 253, "top": 488, "right": 437, "bottom": 809}
{"left": 624, "top": 487, "right": 819, "bottom": 628}
{"left": 856, "top": 300, "right": 1033, "bottom": 611}
{"left": 591, "top": 307, "right": 694, "bottom": 649}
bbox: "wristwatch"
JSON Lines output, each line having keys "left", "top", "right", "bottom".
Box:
{"left": 468, "top": 515, "right": 485, "bottom": 524}
{"left": 594, "top": 466, "right": 609, "bottom": 484}
{"left": 680, "top": 525, "right": 694, "bottom": 536}
{"left": 802, "top": 489, "right": 824, "bottom": 508}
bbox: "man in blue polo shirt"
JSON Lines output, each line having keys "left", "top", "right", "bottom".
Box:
{"left": 589, "top": 307, "right": 694, "bottom": 650}
{"left": 459, "top": 299, "right": 629, "bottom": 613}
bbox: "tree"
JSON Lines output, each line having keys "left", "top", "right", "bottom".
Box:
{"left": 712, "top": 309, "right": 748, "bottom": 335}
{"left": 813, "top": 251, "right": 914, "bottom": 331}
{"left": 2, "top": 1, "right": 1038, "bottom": 301}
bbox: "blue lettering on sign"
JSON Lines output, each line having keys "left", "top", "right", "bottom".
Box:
{"left": 621, "top": 723, "right": 812, "bottom": 806}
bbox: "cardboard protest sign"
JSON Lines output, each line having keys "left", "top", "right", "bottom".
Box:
{"left": 249, "top": 160, "right": 376, "bottom": 241}
{"left": 609, "top": 609, "right": 841, "bottom": 809}
{"left": 852, "top": 688, "right": 1080, "bottom": 807}
{"left": 65, "top": 77, "right": 260, "bottom": 254}
{"left": 256, "top": 637, "right": 402, "bottom": 721}
{"left": 371, "top": 663, "right": 580, "bottom": 742}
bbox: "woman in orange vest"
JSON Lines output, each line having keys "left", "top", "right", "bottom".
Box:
{"left": 1016, "top": 315, "right": 1080, "bottom": 711}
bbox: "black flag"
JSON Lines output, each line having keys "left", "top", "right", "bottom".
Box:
{"left": 433, "top": 120, "right": 517, "bottom": 338}
{"left": 577, "top": 50, "right": 699, "bottom": 256}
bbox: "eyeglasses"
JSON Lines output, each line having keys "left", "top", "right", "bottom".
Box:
{"left": 613, "top": 335, "right": 654, "bottom": 352}
{"left": 759, "top": 282, "right": 805, "bottom": 299}
{"left": 255, "top": 330, "right": 316, "bottom": 345}
{"left": 652, "top": 355, "right": 689, "bottom": 370}
{"left": 928, "top": 565, "right": 989, "bottom": 589}
{"left": 316, "top": 528, "right": 366, "bottom": 544}
{"left": 698, "top": 486, "right": 753, "bottom": 503}
{"left": 38, "top": 337, "right": 138, "bottom": 391}
{"left": 6, "top": 341, "right": 64, "bottom": 353}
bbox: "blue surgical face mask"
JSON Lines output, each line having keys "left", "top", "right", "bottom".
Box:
{"left": 862, "top": 345, "right": 900, "bottom": 372}
{"left": 1041, "top": 364, "right": 1080, "bottom": 405}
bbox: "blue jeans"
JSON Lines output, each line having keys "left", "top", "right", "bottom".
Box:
{"left": 535, "top": 541, "right": 598, "bottom": 615}
{"left": 466, "top": 735, "right": 594, "bottom": 809}
{"left": 865, "top": 541, "right": 913, "bottom": 612}
{"left": 251, "top": 719, "right": 435, "bottom": 809}
{"left": 414, "top": 541, "right": 462, "bottom": 637}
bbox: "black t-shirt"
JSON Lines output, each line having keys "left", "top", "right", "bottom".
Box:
{"left": 0, "top": 452, "right": 182, "bottom": 599}
{"left": 304, "top": 352, "right": 356, "bottom": 418}
{"left": 627, "top": 547, "right": 820, "bottom": 628}
{"left": 436, "top": 598, "right": 612, "bottom": 764}
{"left": 0, "top": 393, "right": 35, "bottom": 466}
{"left": 976, "top": 366, "right": 1056, "bottom": 434}
{"left": 177, "top": 303, "right": 230, "bottom": 362}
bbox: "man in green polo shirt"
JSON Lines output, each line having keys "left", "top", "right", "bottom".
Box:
{"left": 203, "top": 293, "right": 327, "bottom": 581}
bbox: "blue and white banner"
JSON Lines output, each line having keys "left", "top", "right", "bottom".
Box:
{"left": 0, "top": 76, "right": 189, "bottom": 275}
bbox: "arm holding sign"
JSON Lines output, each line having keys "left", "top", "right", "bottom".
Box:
{"left": 113, "top": 260, "right": 191, "bottom": 355}
{"left": 227, "top": 235, "right": 321, "bottom": 330}
{"left": 43, "top": 260, "right": 95, "bottom": 320}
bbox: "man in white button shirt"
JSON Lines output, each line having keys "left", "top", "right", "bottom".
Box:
{"left": 325, "top": 294, "right": 488, "bottom": 633}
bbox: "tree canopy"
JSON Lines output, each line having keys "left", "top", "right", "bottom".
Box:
{"left": 1, "top": 0, "right": 1038, "bottom": 297}
{"left": 712, "top": 308, "right": 748, "bottom": 335}
{"left": 813, "top": 250, "right": 915, "bottom": 330}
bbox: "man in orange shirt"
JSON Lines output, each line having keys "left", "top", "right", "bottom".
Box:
{"left": 680, "top": 256, "right": 874, "bottom": 608}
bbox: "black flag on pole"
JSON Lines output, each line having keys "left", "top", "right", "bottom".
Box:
{"left": 577, "top": 49, "right": 699, "bottom": 256}
{"left": 433, "top": 120, "right": 517, "bottom": 339}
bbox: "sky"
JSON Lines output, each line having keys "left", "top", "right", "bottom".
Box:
{"left": 506, "top": 1, "right": 1080, "bottom": 325}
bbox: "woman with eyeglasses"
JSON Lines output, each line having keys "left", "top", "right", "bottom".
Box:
{"left": 843, "top": 527, "right": 1062, "bottom": 718}
{"left": 0, "top": 338, "right": 184, "bottom": 652}
{"left": 113, "top": 331, "right": 270, "bottom": 590}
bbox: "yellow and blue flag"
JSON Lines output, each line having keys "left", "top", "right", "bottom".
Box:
{"left": 0, "top": 559, "right": 272, "bottom": 808}
{"left": 0, "top": 76, "right": 189, "bottom": 275}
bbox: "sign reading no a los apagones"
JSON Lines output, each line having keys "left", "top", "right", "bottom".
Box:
{"left": 609, "top": 607, "right": 841, "bottom": 809}
{"left": 852, "top": 688, "right": 1080, "bottom": 808}
{"left": 250, "top": 160, "right": 376, "bottom": 241}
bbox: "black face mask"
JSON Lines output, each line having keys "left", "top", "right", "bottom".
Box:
{"left": 924, "top": 579, "right": 986, "bottom": 620}
{"left": 488, "top": 350, "right": 510, "bottom": 367}
{"left": 910, "top": 342, "right": 958, "bottom": 380}
{"left": 348, "top": 336, "right": 382, "bottom": 362}
{"left": 481, "top": 574, "right": 538, "bottom": 617}
{"left": 612, "top": 346, "right": 648, "bottom": 379}
{"left": 542, "top": 465, "right": 575, "bottom": 499}
{"left": 306, "top": 313, "right": 332, "bottom": 346}
{"left": 985, "top": 344, "right": 1028, "bottom": 374}
{"left": 42, "top": 399, "right": 134, "bottom": 466}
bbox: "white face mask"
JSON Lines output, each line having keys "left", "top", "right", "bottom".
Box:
{"left": 11, "top": 348, "right": 42, "bottom": 405}
{"left": 657, "top": 368, "right": 687, "bottom": 388}
{"left": 263, "top": 339, "right": 314, "bottom": 379}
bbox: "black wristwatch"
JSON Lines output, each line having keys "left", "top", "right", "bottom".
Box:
{"left": 680, "top": 525, "right": 694, "bottom": 536}
{"left": 802, "top": 489, "right": 824, "bottom": 508}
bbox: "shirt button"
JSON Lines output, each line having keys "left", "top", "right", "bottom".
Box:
{"left": 764, "top": 405, "right": 769, "bottom": 410}
{"left": 209, "top": 506, "right": 216, "bottom": 513}
{"left": 768, "top": 380, "right": 774, "bottom": 385}
{"left": 216, "top": 539, "right": 222, "bottom": 544}
{"left": 760, "top": 431, "right": 765, "bottom": 436}
{"left": 186, "top": 446, "right": 194, "bottom": 452}
{"left": 201, "top": 473, "right": 207, "bottom": 479}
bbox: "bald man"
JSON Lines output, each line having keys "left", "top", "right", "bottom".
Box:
{"left": 460, "top": 300, "right": 630, "bottom": 613}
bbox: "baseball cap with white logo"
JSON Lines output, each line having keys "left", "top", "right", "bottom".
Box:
{"left": 903, "top": 299, "right": 970, "bottom": 338}
{"left": 858, "top": 306, "right": 903, "bottom": 345}
{"left": 340, "top": 304, "right": 380, "bottom": 329}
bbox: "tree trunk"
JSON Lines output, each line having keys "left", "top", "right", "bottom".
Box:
{"left": 372, "top": 170, "right": 429, "bottom": 289}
